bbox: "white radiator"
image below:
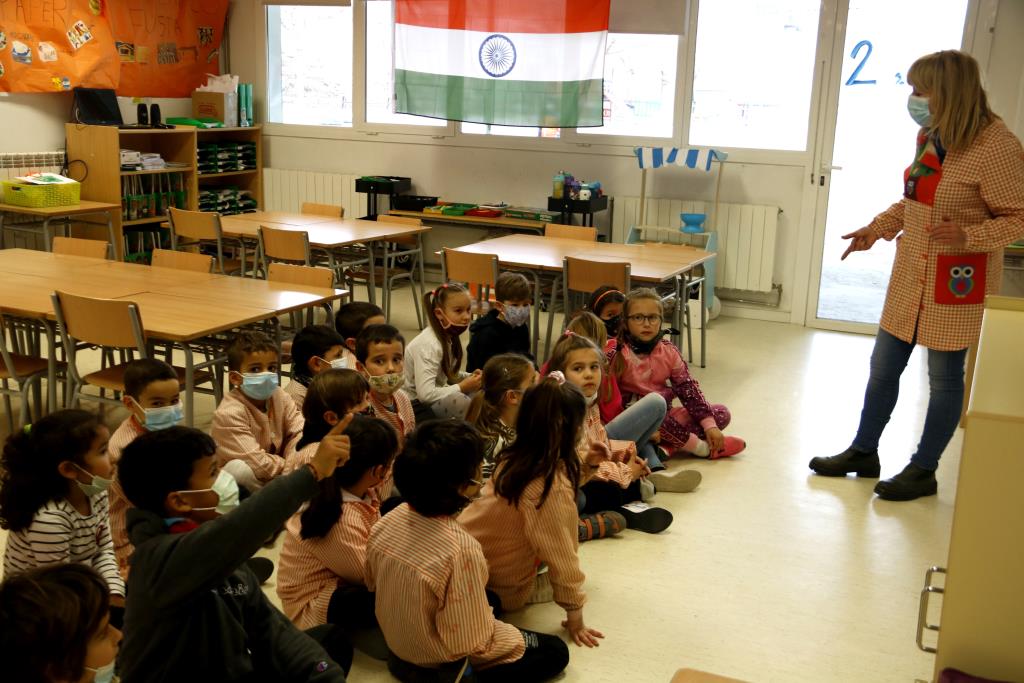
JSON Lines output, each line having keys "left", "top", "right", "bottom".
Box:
{"left": 264, "top": 168, "right": 370, "bottom": 217}
{"left": 613, "top": 196, "right": 779, "bottom": 294}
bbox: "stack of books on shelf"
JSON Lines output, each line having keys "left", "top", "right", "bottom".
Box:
{"left": 197, "top": 141, "right": 257, "bottom": 175}
{"left": 198, "top": 187, "right": 257, "bottom": 215}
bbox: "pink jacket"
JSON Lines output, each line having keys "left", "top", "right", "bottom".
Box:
{"left": 212, "top": 388, "right": 304, "bottom": 484}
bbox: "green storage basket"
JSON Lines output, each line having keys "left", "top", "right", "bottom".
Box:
{"left": 2, "top": 180, "right": 81, "bottom": 208}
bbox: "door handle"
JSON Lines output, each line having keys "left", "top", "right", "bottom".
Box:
{"left": 916, "top": 566, "right": 946, "bottom": 653}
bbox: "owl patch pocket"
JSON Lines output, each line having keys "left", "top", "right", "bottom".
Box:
{"left": 934, "top": 253, "right": 986, "bottom": 305}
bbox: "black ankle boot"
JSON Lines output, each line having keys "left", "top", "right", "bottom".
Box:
{"left": 874, "top": 463, "right": 937, "bottom": 501}
{"left": 809, "top": 447, "right": 880, "bottom": 477}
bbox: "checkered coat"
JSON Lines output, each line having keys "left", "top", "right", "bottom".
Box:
{"left": 869, "top": 119, "right": 1024, "bottom": 351}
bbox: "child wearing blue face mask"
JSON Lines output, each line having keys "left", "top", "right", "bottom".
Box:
{"left": 117, "top": 424, "right": 353, "bottom": 682}
{"left": 109, "top": 358, "right": 183, "bottom": 579}
{"left": 0, "top": 563, "right": 122, "bottom": 683}
{"left": 467, "top": 271, "right": 535, "bottom": 373}
{"left": 285, "top": 324, "right": 348, "bottom": 411}
{"left": 0, "top": 409, "right": 126, "bottom": 628}
{"left": 213, "top": 330, "right": 305, "bottom": 495}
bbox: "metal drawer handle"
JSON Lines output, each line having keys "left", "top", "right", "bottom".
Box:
{"left": 917, "top": 566, "right": 947, "bottom": 653}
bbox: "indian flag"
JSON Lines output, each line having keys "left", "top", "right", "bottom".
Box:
{"left": 394, "top": 0, "right": 610, "bottom": 127}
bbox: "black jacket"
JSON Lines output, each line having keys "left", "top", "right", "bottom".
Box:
{"left": 466, "top": 309, "right": 534, "bottom": 372}
{"left": 118, "top": 468, "right": 346, "bottom": 683}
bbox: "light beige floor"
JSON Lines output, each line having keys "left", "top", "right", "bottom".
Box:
{"left": 0, "top": 299, "right": 955, "bottom": 682}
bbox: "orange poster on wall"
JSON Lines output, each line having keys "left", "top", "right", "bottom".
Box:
{"left": 107, "top": 1, "right": 228, "bottom": 97}
{"left": 0, "top": 0, "right": 120, "bottom": 93}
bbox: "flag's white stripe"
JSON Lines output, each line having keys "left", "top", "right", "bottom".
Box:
{"left": 395, "top": 24, "right": 606, "bottom": 83}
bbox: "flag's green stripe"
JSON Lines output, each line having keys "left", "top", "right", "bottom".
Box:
{"left": 394, "top": 70, "right": 604, "bottom": 128}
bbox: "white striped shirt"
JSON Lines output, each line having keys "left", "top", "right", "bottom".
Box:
{"left": 365, "top": 503, "right": 525, "bottom": 669}
{"left": 2, "top": 493, "right": 125, "bottom": 596}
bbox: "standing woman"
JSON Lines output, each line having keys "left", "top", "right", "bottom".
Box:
{"left": 810, "top": 50, "right": 1024, "bottom": 500}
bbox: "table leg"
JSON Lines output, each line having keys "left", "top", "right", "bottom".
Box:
{"left": 528, "top": 270, "right": 542, "bottom": 358}
{"left": 366, "top": 242, "right": 377, "bottom": 305}
{"left": 545, "top": 275, "right": 562, "bottom": 357}
{"left": 0, "top": 212, "right": 5, "bottom": 249}
{"left": 43, "top": 217, "right": 54, "bottom": 251}
{"left": 44, "top": 321, "right": 57, "bottom": 413}
{"left": 105, "top": 211, "right": 116, "bottom": 260}
{"left": 700, "top": 272, "right": 707, "bottom": 369}
{"left": 381, "top": 241, "right": 390, "bottom": 319}
{"left": 183, "top": 345, "right": 196, "bottom": 427}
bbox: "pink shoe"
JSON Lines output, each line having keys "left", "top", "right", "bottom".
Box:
{"left": 710, "top": 436, "right": 746, "bottom": 459}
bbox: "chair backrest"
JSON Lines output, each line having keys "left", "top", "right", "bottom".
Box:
{"left": 442, "top": 248, "right": 499, "bottom": 288}
{"left": 378, "top": 214, "right": 423, "bottom": 227}
{"left": 301, "top": 202, "right": 345, "bottom": 218}
{"left": 564, "top": 256, "right": 630, "bottom": 295}
{"left": 151, "top": 248, "right": 214, "bottom": 273}
{"left": 168, "top": 207, "right": 222, "bottom": 243}
{"left": 51, "top": 236, "right": 108, "bottom": 259}
{"left": 268, "top": 262, "right": 335, "bottom": 289}
{"left": 545, "top": 223, "right": 597, "bottom": 242}
{"left": 52, "top": 291, "right": 147, "bottom": 350}
{"left": 259, "top": 226, "right": 311, "bottom": 265}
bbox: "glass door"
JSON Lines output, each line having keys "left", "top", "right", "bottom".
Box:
{"left": 808, "top": 0, "right": 969, "bottom": 328}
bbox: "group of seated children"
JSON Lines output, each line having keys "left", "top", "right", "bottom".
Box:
{"left": 0, "top": 277, "right": 744, "bottom": 682}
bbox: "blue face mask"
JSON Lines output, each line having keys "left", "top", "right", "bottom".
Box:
{"left": 907, "top": 95, "right": 932, "bottom": 127}
{"left": 239, "top": 372, "right": 279, "bottom": 401}
{"left": 503, "top": 304, "right": 531, "bottom": 328}
{"left": 134, "top": 399, "right": 183, "bottom": 431}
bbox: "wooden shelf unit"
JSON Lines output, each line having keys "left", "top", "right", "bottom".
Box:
{"left": 64, "top": 124, "right": 263, "bottom": 260}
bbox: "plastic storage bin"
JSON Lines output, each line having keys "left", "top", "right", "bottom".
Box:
{"left": 2, "top": 180, "right": 81, "bottom": 208}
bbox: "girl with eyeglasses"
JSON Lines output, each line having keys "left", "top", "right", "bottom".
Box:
{"left": 608, "top": 288, "right": 746, "bottom": 460}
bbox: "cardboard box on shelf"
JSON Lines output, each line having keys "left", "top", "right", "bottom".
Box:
{"left": 192, "top": 91, "right": 238, "bottom": 127}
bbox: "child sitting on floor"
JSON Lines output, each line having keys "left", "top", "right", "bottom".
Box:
{"left": 587, "top": 285, "right": 626, "bottom": 339}
{"left": 334, "top": 302, "right": 386, "bottom": 368}
{"left": 0, "top": 409, "right": 125, "bottom": 625}
{"left": 117, "top": 423, "right": 352, "bottom": 682}
{"left": 278, "top": 415, "right": 398, "bottom": 660}
{"left": 213, "top": 330, "right": 304, "bottom": 493}
{"left": 354, "top": 323, "right": 415, "bottom": 450}
{"left": 404, "top": 283, "right": 482, "bottom": 422}
{"left": 286, "top": 324, "right": 348, "bottom": 410}
{"left": 467, "top": 271, "right": 535, "bottom": 372}
{"left": 460, "top": 376, "right": 608, "bottom": 646}
{"left": 0, "top": 564, "right": 121, "bottom": 683}
{"left": 608, "top": 288, "right": 745, "bottom": 459}
{"left": 366, "top": 419, "right": 570, "bottom": 682}
{"left": 465, "top": 352, "right": 536, "bottom": 479}
{"left": 108, "top": 358, "right": 183, "bottom": 579}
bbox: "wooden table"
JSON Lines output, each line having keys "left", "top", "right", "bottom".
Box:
{"left": 0, "top": 248, "right": 349, "bottom": 424}
{"left": 449, "top": 235, "right": 716, "bottom": 365}
{"left": 226, "top": 211, "right": 338, "bottom": 226}
{"left": 0, "top": 200, "right": 120, "bottom": 254}
{"left": 389, "top": 209, "right": 547, "bottom": 233}
{"left": 219, "top": 213, "right": 430, "bottom": 317}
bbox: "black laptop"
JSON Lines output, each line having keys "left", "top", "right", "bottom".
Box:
{"left": 71, "top": 88, "right": 125, "bottom": 125}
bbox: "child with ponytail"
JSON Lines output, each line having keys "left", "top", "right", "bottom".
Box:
{"left": 464, "top": 353, "right": 536, "bottom": 479}
{"left": 404, "top": 283, "right": 483, "bottom": 422}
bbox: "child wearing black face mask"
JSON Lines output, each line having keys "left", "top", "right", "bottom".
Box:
{"left": 467, "top": 271, "right": 536, "bottom": 372}
{"left": 404, "top": 282, "right": 482, "bottom": 422}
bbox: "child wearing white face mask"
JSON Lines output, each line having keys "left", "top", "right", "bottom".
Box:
{"left": 467, "top": 271, "right": 535, "bottom": 372}
{"left": 213, "top": 330, "right": 304, "bottom": 494}
{"left": 286, "top": 325, "right": 349, "bottom": 411}
{"left": 0, "top": 563, "right": 122, "bottom": 683}
{"left": 107, "top": 358, "right": 183, "bottom": 580}
{"left": 117, "top": 424, "right": 353, "bottom": 682}
{"left": 0, "top": 409, "right": 126, "bottom": 628}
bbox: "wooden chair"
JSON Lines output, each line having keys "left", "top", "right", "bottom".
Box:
{"left": 258, "top": 225, "right": 313, "bottom": 276}
{"left": 547, "top": 256, "right": 631, "bottom": 351}
{"left": 544, "top": 223, "right": 597, "bottom": 242}
{"left": 441, "top": 248, "right": 500, "bottom": 319}
{"left": 0, "top": 312, "right": 56, "bottom": 431}
{"left": 151, "top": 248, "right": 214, "bottom": 273}
{"left": 168, "top": 207, "right": 246, "bottom": 276}
{"left": 377, "top": 214, "right": 426, "bottom": 328}
{"left": 301, "top": 201, "right": 345, "bottom": 218}
{"left": 52, "top": 236, "right": 109, "bottom": 259}
{"left": 268, "top": 262, "right": 338, "bottom": 327}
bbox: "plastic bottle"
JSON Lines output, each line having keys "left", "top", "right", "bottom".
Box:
{"left": 553, "top": 172, "right": 564, "bottom": 199}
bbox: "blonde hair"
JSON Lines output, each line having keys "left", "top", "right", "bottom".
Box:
{"left": 907, "top": 50, "right": 996, "bottom": 152}
{"left": 566, "top": 311, "right": 607, "bottom": 349}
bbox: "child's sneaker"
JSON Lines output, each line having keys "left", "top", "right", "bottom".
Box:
{"left": 710, "top": 435, "right": 746, "bottom": 459}
{"left": 648, "top": 469, "right": 702, "bottom": 493}
{"left": 577, "top": 511, "right": 627, "bottom": 543}
{"left": 639, "top": 478, "right": 656, "bottom": 502}
{"left": 619, "top": 502, "right": 673, "bottom": 534}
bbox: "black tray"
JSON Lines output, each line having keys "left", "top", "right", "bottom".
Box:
{"left": 392, "top": 194, "right": 439, "bottom": 211}
{"left": 356, "top": 176, "right": 411, "bottom": 195}
{"left": 547, "top": 195, "right": 609, "bottom": 214}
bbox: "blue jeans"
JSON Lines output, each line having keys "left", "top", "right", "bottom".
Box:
{"left": 604, "top": 392, "right": 667, "bottom": 469}
{"left": 852, "top": 328, "right": 967, "bottom": 471}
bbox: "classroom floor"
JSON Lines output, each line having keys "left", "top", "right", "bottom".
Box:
{"left": 0, "top": 298, "right": 955, "bottom": 683}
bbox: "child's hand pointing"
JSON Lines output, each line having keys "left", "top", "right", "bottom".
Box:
{"left": 311, "top": 413, "right": 353, "bottom": 480}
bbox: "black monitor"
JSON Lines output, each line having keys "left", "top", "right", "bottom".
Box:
{"left": 71, "top": 88, "right": 123, "bottom": 126}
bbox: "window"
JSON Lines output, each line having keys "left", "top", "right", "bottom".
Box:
{"left": 461, "top": 123, "right": 561, "bottom": 138}
{"left": 688, "top": 0, "right": 821, "bottom": 151}
{"left": 266, "top": 5, "right": 353, "bottom": 126}
{"left": 365, "top": 1, "right": 441, "bottom": 126}
{"left": 578, "top": 33, "right": 678, "bottom": 138}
